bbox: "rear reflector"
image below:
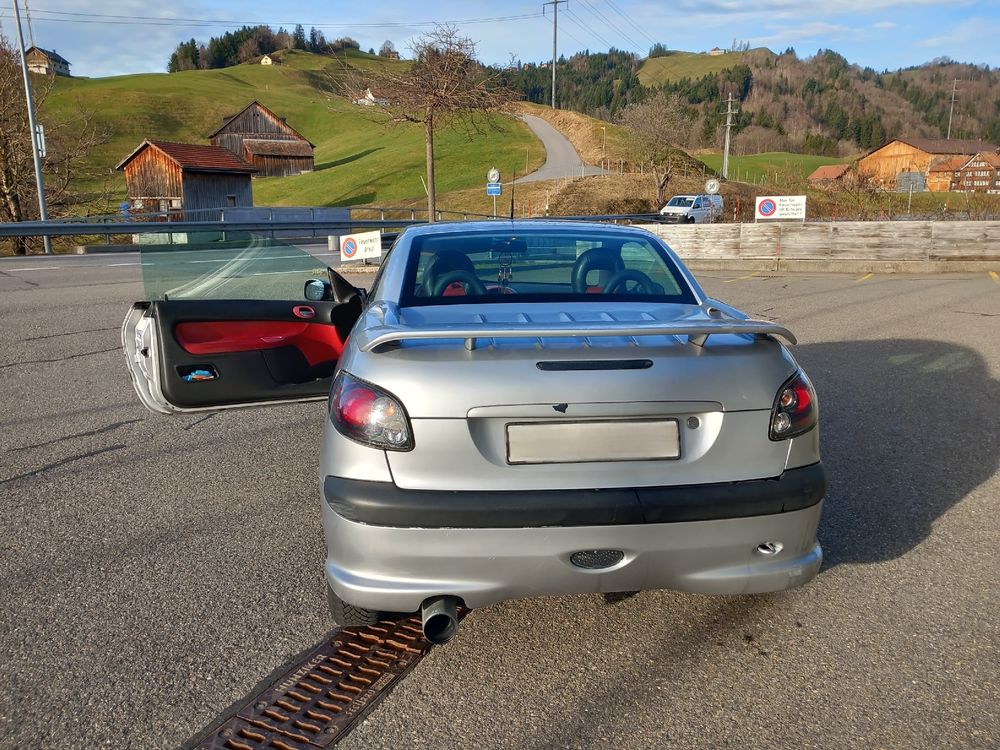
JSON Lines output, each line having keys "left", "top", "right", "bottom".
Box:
{"left": 506, "top": 419, "right": 680, "bottom": 464}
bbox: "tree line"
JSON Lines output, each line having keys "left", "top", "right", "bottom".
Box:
{"left": 167, "top": 25, "right": 363, "bottom": 72}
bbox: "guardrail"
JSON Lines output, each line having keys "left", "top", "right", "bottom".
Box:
{"left": 0, "top": 213, "right": 668, "bottom": 240}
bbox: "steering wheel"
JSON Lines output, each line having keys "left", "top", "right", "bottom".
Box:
{"left": 486, "top": 284, "right": 519, "bottom": 295}
{"left": 604, "top": 270, "right": 656, "bottom": 295}
{"left": 432, "top": 270, "right": 488, "bottom": 296}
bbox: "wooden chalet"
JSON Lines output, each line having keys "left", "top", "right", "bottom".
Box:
{"left": 954, "top": 152, "right": 1000, "bottom": 193}
{"left": 116, "top": 140, "right": 255, "bottom": 220}
{"left": 209, "top": 101, "right": 314, "bottom": 177}
{"left": 25, "top": 47, "right": 71, "bottom": 77}
{"left": 857, "top": 138, "right": 997, "bottom": 189}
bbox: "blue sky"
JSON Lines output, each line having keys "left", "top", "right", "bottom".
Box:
{"left": 1, "top": 0, "right": 997, "bottom": 78}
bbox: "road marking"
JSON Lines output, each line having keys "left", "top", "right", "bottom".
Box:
{"left": 107, "top": 262, "right": 139, "bottom": 267}
{"left": 856, "top": 273, "right": 874, "bottom": 282}
{"left": 990, "top": 271, "right": 999, "bottom": 286}
{"left": 6, "top": 266, "right": 60, "bottom": 272}
{"left": 723, "top": 272, "right": 757, "bottom": 284}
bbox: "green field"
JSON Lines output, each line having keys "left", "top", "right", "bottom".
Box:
{"left": 697, "top": 152, "right": 852, "bottom": 186}
{"left": 43, "top": 49, "right": 544, "bottom": 210}
{"left": 638, "top": 49, "right": 772, "bottom": 86}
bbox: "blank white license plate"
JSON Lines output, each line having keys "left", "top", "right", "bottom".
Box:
{"left": 506, "top": 420, "right": 680, "bottom": 464}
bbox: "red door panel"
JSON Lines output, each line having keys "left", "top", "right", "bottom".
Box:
{"left": 175, "top": 320, "right": 344, "bottom": 366}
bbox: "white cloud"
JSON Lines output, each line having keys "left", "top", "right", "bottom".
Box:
{"left": 874, "top": 21, "right": 897, "bottom": 29}
{"left": 919, "top": 16, "right": 999, "bottom": 47}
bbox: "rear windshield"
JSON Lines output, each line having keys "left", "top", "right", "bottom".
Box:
{"left": 400, "top": 228, "right": 695, "bottom": 307}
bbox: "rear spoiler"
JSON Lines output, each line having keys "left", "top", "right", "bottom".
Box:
{"left": 358, "top": 318, "right": 796, "bottom": 352}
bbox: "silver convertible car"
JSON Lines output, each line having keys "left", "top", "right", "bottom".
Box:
{"left": 123, "top": 220, "right": 826, "bottom": 644}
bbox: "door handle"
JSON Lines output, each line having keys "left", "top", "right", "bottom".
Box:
{"left": 293, "top": 305, "right": 316, "bottom": 320}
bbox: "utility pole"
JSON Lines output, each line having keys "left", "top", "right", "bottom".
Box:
{"left": 946, "top": 79, "right": 958, "bottom": 140}
{"left": 543, "top": 0, "right": 567, "bottom": 109}
{"left": 23, "top": 0, "right": 35, "bottom": 46}
{"left": 11, "top": 0, "right": 51, "bottom": 254}
{"left": 721, "top": 92, "right": 738, "bottom": 180}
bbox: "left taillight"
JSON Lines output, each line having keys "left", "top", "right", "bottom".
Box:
{"left": 769, "top": 370, "right": 818, "bottom": 441}
{"left": 330, "top": 371, "right": 413, "bottom": 451}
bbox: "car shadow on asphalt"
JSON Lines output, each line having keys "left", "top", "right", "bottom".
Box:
{"left": 795, "top": 339, "right": 999, "bottom": 568}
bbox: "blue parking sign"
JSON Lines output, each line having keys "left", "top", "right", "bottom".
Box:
{"left": 486, "top": 182, "right": 502, "bottom": 196}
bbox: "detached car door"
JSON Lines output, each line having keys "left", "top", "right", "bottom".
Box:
{"left": 121, "top": 234, "right": 363, "bottom": 414}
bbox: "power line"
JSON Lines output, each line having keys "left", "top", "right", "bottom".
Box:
{"left": 563, "top": 9, "right": 615, "bottom": 51}
{"left": 575, "top": 0, "right": 643, "bottom": 56}
{"left": 16, "top": 8, "right": 544, "bottom": 29}
{"left": 604, "top": 0, "right": 658, "bottom": 49}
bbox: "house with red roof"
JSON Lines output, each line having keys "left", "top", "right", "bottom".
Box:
{"left": 116, "top": 140, "right": 256, "bottom": 219}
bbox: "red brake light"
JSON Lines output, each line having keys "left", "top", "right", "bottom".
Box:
{"left": 331, "top": 372, "right": 413, "bottom": 451}
{"left": 769, "top": 371, "right": 818, "bottom": 441}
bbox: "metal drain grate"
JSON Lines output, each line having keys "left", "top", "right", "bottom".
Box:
{"left": 194, "top": 616, "right": 433, "bottom": 749}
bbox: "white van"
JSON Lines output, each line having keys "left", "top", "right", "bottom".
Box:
{"left": 659, "top": 194, "right": 724, "bottom": 223}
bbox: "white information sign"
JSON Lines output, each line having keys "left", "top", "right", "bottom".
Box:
{"left": 755, "top": 195, "right": 806, "bottom": 221}
{"left": 339, "top": 230, "right": 381, "bottom": 261}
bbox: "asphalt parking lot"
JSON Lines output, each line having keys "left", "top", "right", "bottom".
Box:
{"left": 1, "top": 254, "right": 998, "bottom": 749}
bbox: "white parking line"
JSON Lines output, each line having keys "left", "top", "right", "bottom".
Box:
{"left": 6, "top": 266, "right": 61, "bottom": 272}
{"left": 108, "top": 262, "right": 140, "bottom": 267}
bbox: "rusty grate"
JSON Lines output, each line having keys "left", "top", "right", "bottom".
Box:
{"left": 194, "top": 616, "right": 432, "bottom": 749}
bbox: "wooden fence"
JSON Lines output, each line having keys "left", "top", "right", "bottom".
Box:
{"left": 639, "top": 221, "right": 1000, "bottom": 262}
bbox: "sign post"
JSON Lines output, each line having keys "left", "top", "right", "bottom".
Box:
{"left": 754, "top": 195, "right": 807, "bottom": 223}
{"left": 338, "top": 230, "right": 382, "bottom": 264}
{"left": 487, "top": 168, "right": 501, "bottom": 218}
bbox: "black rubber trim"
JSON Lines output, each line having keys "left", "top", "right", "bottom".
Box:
{"left": 324, "top": 462, "right": 827, "bottom": 529}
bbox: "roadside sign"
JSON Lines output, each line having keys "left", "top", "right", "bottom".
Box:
{"left": 339, "top": 230, "right": 381, "bottom": 262}
{"left": 705, "top": 178, "right": 720, "bottom": 195}
{"left": 755, "top": 195, "right": 806, "bottom": 222}
{"left": 487, "top": 167, "right": 500, "bottom": 183}
{"left": 486, "top": 182, "right": 502, "bottom": 196}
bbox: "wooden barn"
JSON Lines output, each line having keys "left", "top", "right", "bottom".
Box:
{"left": 926, "top": 156, "right": 966, "bottom": 192}
{"left": 209, "top": 101, "right": 314, "bottom": 177}
{"left": 857, "top": 138, "right": 997, "bottom": 189}
{"left": 116, "top": 140, "right": 255, "bottom": 220}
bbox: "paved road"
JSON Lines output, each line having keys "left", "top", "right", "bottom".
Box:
{"left": 517, "top": 114, "right": 608, "bottom": 183}
{"left": 1, "top": 254, "right": 998, "bottom": 749}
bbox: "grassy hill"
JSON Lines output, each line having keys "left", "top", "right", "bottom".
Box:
{"left": 638, "top": 49, "right": 773, "bottom": 86}
{"left": 42, "top": 49, "right": 544, "bottom": 210}
{"left": 697, "top": 152, "right": 850, "bottom": 187}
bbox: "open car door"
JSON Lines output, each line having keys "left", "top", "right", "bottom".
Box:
{"left": 121, "top": 234, "right": 364, "bottom": 414}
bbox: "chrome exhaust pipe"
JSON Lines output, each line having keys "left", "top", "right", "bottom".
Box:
{"left": 421, "top": 596, "right": 460, "bottom": 645}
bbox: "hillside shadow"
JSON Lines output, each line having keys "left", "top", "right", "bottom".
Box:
{"left": 326, "top": 192, "right": 376, "bottom": 207}
{"left": 316, "top": 147, "right": 382, "bottom": 171}
{"left": 794, "top": 339, "right": 999, "bottom": 567}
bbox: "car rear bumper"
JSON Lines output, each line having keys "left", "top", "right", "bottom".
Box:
{"left": 323, "top": 463, "right": 826, "bottom": 528}
{"left": 321, "top": 466, "right": 826, "bottom": 612}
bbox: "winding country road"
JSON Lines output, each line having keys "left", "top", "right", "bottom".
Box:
{"left": 516, "top": 114, "right": 609, "bottom": 183}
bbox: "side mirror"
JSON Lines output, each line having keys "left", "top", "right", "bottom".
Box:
{"left": 304, "top": 279, "right": 331, "bottom": 301}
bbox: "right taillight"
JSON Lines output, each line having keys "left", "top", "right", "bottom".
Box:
{"left": 769, "top": 370, "right": 818, "bottom": 441}
{"left": 330, "top": 371, "right": 413, "bottom": 451}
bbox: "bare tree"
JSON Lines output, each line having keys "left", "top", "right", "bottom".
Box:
{"left": 343, "top": 26, "right": 515, "bottom": 220}
{"left": 378, "top": 40, "right": 396, "bottom": 57}
{"left": 1, "top": 35, "right": 112, "bottom": 253}
{"left": 617, "top": 91, "right": 692, "bottom": 205}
